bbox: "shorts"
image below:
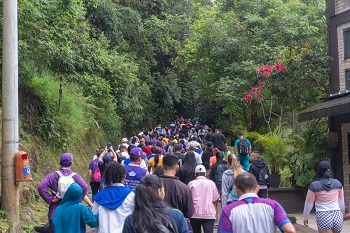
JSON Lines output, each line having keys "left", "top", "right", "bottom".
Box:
{"left": 316, "top": 210, "right": 343, "bottom": 231}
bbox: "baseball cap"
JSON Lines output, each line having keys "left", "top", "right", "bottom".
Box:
{"left": 317, "top": 161, "right": 331, "bottom": 172}
{"left": 195, "top": 165, "right": 206, "bottom": 174}
{"left": 130, "top": 147, "right": 146, "bottom": 158}
{"left": 122, "top": 138, "right": 128, "bottom": 143}
{"left": 103, "top": 152, "right": 112, "bottom": 164}
{"left": 189, "top": 143, "right": 197, "bottom": 150}
{"left": 60, "top": 153, "right": 73, "bottom": 163}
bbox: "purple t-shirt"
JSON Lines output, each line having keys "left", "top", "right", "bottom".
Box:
{"left": 218, "top": 193, "right": 291, "bottom": 233}
{"left": 88, "top": 158, "right": 99, "bottom": 182}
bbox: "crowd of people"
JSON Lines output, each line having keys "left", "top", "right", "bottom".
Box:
{"left": 35, "top": 117, "right": 350, "bottom": 233}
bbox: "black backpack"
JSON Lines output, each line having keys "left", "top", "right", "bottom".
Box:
{"left": 214, "top": 163, "right": 229, "bottom": 190}
{"left": 258, "top": 164, "right": 270, "bottom": 185}
{"left": 238, "top": 138, "right": 249, "bottom": 155}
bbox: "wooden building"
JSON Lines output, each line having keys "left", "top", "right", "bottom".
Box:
{"left": 298, "top": 0, "right": 350, "bottom": 205}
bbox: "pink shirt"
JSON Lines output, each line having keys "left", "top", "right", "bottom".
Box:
{"left": 188, "top": 176, "right": 220, "bottom": 219}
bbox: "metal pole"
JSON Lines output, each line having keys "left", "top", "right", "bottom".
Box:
{"left": 2, "top": 0, "right": 19, "bottom": 222}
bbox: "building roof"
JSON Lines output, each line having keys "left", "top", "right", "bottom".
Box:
{"left": 298, "top": 95, "right": 350, "bottom": 122}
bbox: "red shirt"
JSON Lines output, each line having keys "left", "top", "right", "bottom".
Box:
{"left": 143, "top": 145, "right": 152, "bottom": 155}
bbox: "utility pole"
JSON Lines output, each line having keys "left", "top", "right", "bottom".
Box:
{"left": 2, "top": 0, "right": 19, "bottom": 222}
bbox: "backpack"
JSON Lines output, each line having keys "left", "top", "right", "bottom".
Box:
{"left": 238, "top": 138, "right": 249, "bottom": 155}
{"left": 230, "top": 184, "right": 239, "bottom": 201}
{"left": 257, "top": 164, "right": 270, "bottom": 185}
{"left": 93, "top": 167, "right": 101, "bottom": 183}
{"left": 214, "top": 163, "right": 229, "bottom": 190}
{"left": 159, "top": 207, "right": 179, "bottom": 233}
{"left": 56, "top": 171, "right": 76, "bottom": 199}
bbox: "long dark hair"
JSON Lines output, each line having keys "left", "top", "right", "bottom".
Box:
{"left": 183, "top": 151, "right": 197, "bottom": 169}
{"left": 134, "top": 174, "right": 169, "bottom": 233}
{"left": 179, "top": 151, "right": 197, "bottom": 184}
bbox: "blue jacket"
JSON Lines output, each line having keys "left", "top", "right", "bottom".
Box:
{"left": 52, "top": 183, "right": 98, "bottom": 233}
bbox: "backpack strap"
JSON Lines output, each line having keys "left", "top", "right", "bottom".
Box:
{"left": 56, "top": 171, "right": 63, "bottom": 177}
{"left": 56, "top": 171, "right": 76, "bottom": 178}
{"left": 161, "top": 207, "right": 171, "bottom": 215}
{"left": 160, "top": 207, "right": 179, "bottom": 233}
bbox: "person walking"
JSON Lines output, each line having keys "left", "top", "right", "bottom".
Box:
{"left": 122, "top": 174, "right": 190, "bottom": 233}
{"left": 88, "top": 147, "right": 104, "bottom": 199}
{"left": 176, "top": 151, "right": 197, "bottom": 185}
{"left": 93, "top": 161, "right": 135, "bottom": 233}
{"left": 234, "top": 132, "right": 252, "bottom": 171}
{"left": 202, "top": 141, "right": 214, "bottom": 173}
{"left": 160, "top": 153, "right": 195, "bottom": 219}
{"left": 248, "top": 151, "right": 270, "bottom": 198}
{"left": 221, "top": 154, "right": 245, "bottom": 207}
{"left": 218, "top": 173, "right": 295, "bottom": 233}
{"left": 303, "top": 161, "right": 345, "bottom": 233}
{"left": 124, "top": 147, "right": 148, "bottom": 191}
{"left": 211, "top": 129, "right": 227, "bottom": 153}
{"left": 188, "top": 165, "right": 219, "bottom": 233}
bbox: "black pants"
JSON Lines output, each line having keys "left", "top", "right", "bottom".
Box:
{"left": 190, "top": 218, "right": 215, "bottom": 233}
{"left": 258, "top": 188, "right": 268, "bottom": 198}
{"left": 90, "top": 181, "right": 100, "bottom": 199}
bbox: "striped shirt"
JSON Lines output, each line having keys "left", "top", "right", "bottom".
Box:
{"left": 218, "top": 193, "right": 291, "bottom": 233}
{"left": 303, "top": 178, "right": 345, "bottom": 220}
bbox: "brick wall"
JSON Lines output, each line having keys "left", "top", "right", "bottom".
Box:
{"left": 336, "top": 0, "right": 350, "bottom": 15}
{"left": 337, "top": 22, "right": 350, "bottom": 90}
{"left": 342, "top": 123, "right": 350, "bottom": 206}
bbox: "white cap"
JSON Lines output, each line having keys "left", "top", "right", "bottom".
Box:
{"left": 195, "top": 165, "right": 206, "bottom": 174}
{"left": 121, "top": 138, "right": 128, "bottom": 143}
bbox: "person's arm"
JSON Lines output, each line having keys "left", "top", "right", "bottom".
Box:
{"left": 183, "top": 188, "right": 195, "bottom": 218}
{"left": 83, "top": 195, "right": 93, "bottom": 207}
{"left": 218, "top": 206, "right": 232, "bottom": 233}
{"left": 344, "top": 213, "right": 350, "bottom": 221}
{"left": 37, "top": 173, "right": 56, "bottom": 204}
{"left": 339, "top": 187, "right": 345, "bottom": 215}
{"left": 234, "top": 140, "right": 238, "bottom": 155}
{"left": 88, "top": 169, "right": 92, "bottom": 180}
{"left": 109, "top": 146, "right": 118, "bottom": 161}
{"left": 303, "top": 188, "right": 315, "bottom": 223}
{"left": 81, "top": 205, "right": 98, "bottom": 228}
{"left": 221, "top": 173, "right": 230, "bottom": 207}
{"left": 280, "top": 223, "right": 296, "bottom": 233}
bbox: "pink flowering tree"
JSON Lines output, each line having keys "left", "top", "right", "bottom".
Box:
{"left": 243, "top": 62, "right": 287, "bottom": 132}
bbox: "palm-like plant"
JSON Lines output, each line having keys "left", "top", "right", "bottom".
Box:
{"left": 247, "top": 127, "right": 294, "bottom": 174}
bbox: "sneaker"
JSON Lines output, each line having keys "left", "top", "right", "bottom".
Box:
{"left": 34, "top": 223, "right": 49, "bottom": 233}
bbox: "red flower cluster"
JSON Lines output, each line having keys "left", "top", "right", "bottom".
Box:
{"left": 243, "top": 62, "right": 286, "bottom": 102}
{"left": 243, "top": 86, "right": 264, "bottom": 101}
{"left": 257, "top": 62, "right": 286, "bottom": 78}
{"left": 274, "top": 62, "right": 286, "bottom": 73}
{"left": 257, "top": 64, "right": 274, "bottom": 78}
